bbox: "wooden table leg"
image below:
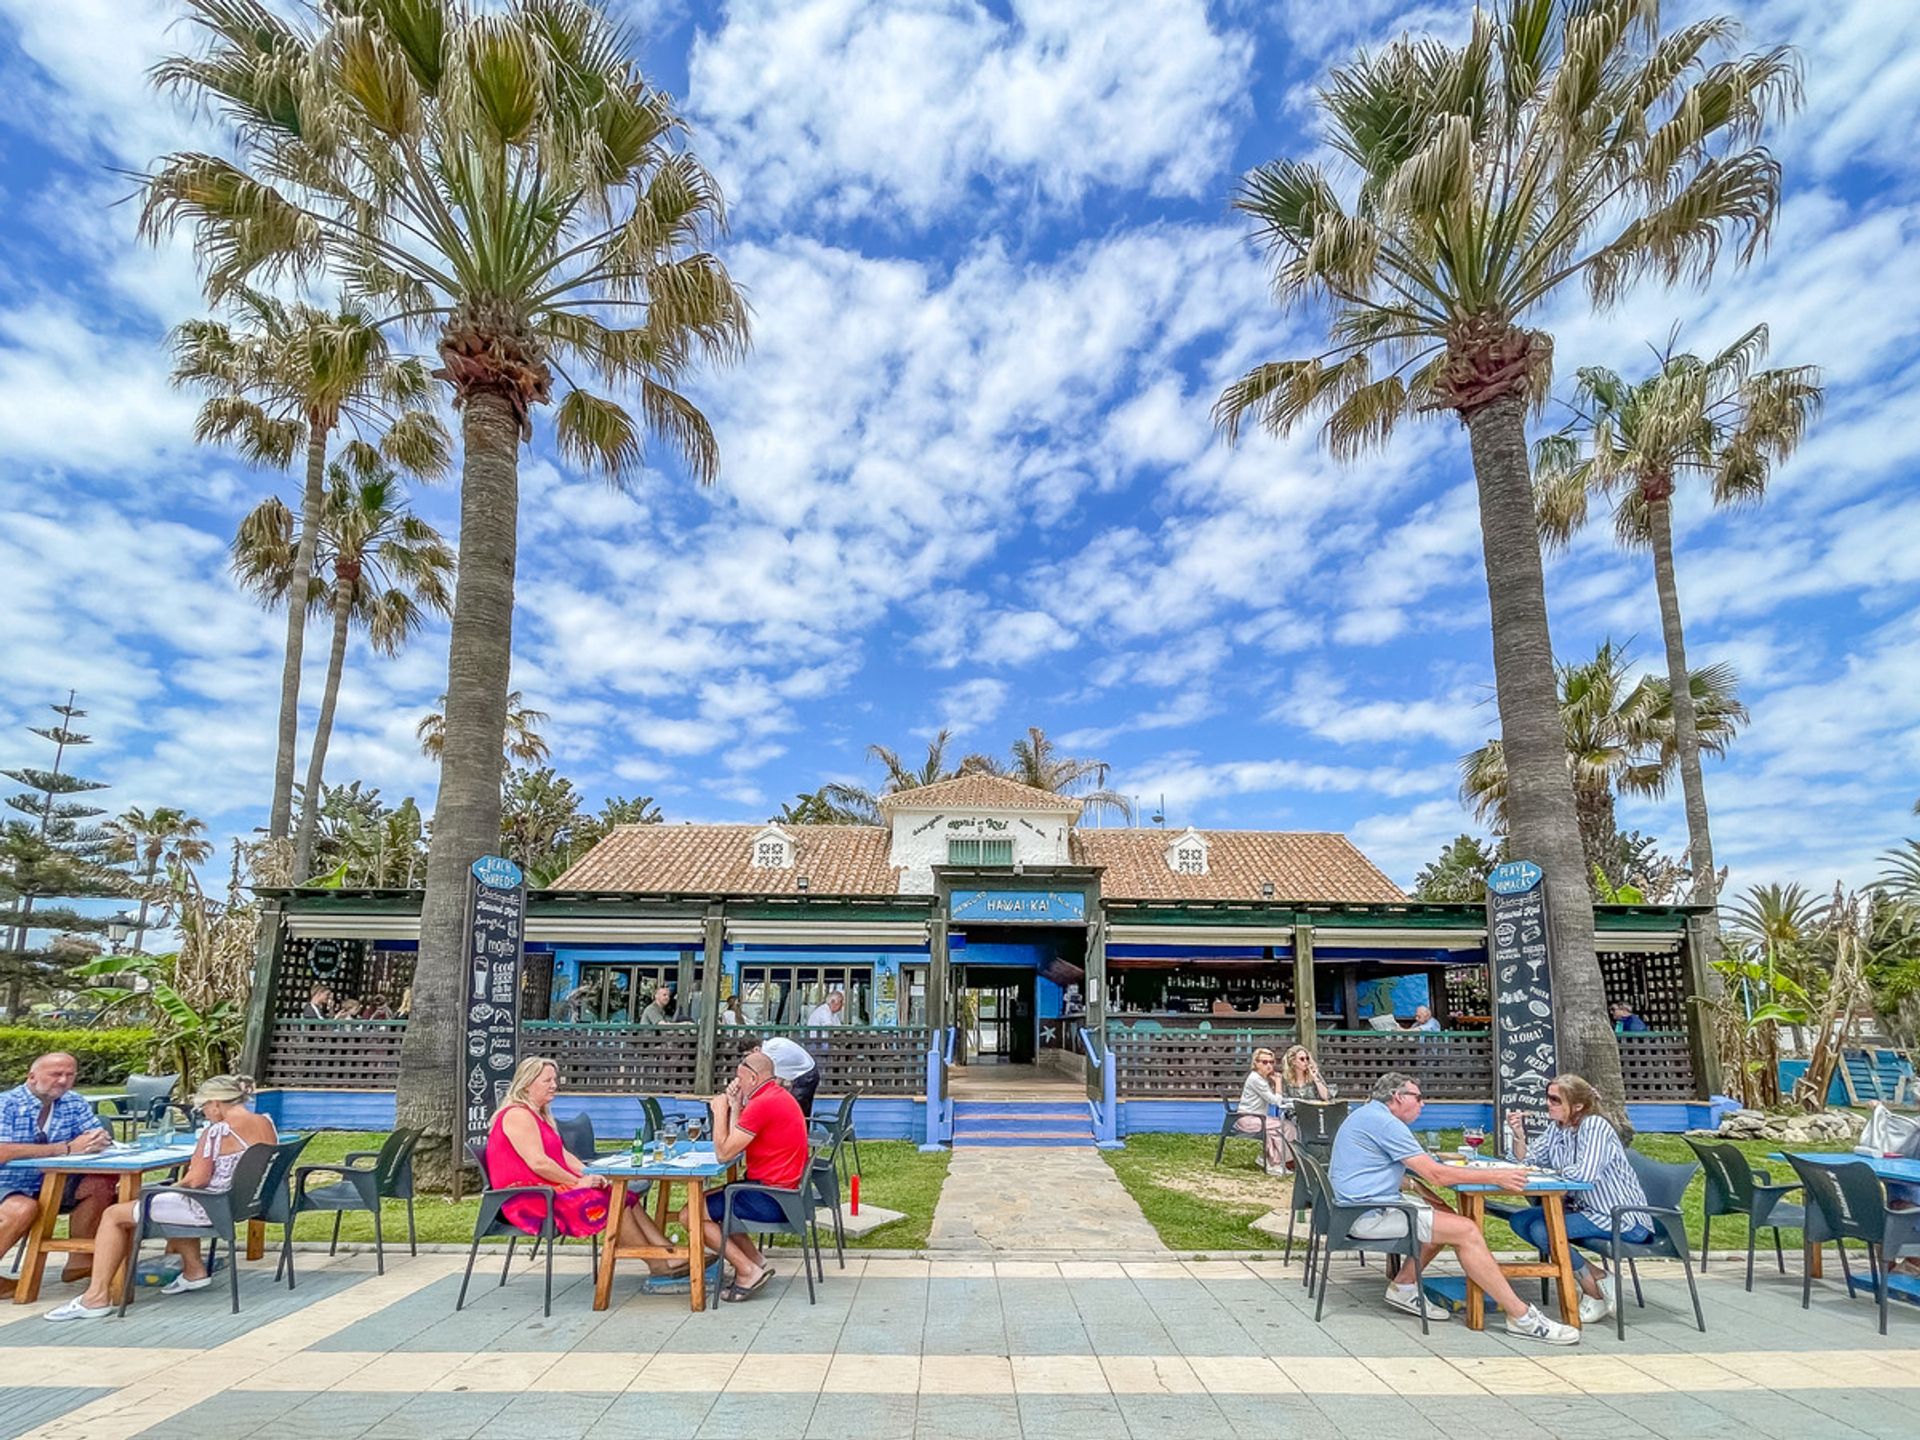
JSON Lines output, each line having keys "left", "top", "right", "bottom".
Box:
{"left": 594, "top": 1177, "right": 627, "bottom": 1312}
{"left": 687, "top": 1180, "right": 707, "bottom": 1313}
{"left": 1541, "top": 1194, "right": 1581, "bottom": 1327}
{"left": 1462, "top": 1193, "right": 1486, "bottom": 1331}
{"left": 246, "top": 1219, "right": 266, "bottom": 1262}
{"left": 1809, "top": 1240, "right": 1825, "bottom": 1279}
{"left": 12, "top": 1172, "right": 64, "bottom": 1304}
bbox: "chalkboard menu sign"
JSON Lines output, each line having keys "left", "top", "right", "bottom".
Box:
{"left": 462, "top": 855, "right": 527, "bottom": 1156}
{"left": 1486, "top": 860, "right": 1556, "bottom": 1156}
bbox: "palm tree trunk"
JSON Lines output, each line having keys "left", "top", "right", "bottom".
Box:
{"left": 1647, "top": 495, "right": 1724, "bottom": 993}
{"left": 292, "top": 579, "right": 356, "bottom": 883}
{"left": 1573, "top": 779, "right": 1619, "bottom": 893}
{"left": 1463, "top": 394, "right": 1628, "bottom": 1126}
{"left": 399, "top": 390, "right": 521, "bottom": 1189}
{"left": 133, "top": 854, "right": 157, "bottom": 954}
{"left": 269, "top": 426, "right": 328, "bottom": 842}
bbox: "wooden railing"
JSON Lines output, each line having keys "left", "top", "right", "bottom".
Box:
{"left": 524, "top": 1022, "right": 700, "bottom": 1094}
{"left": 263, "top": 1020, "right": 406, "bottom": 1090}
{"left": 717, "top": 1025, "right": 931, "bottom": 1095}
{"left": 1109, "top": 1028, "right": 1492, "bottom": 1100}
{"left": 1618, "top": 1031, "right": 1699, "bottom": 1100}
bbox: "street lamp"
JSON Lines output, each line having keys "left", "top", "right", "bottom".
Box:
{"left": 106, "top": 914, "right": 133, "bottom": 952}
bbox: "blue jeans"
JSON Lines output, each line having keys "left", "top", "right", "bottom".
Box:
{"left": 1509, "top": 1204, "right": 1649, "bottom": 1272}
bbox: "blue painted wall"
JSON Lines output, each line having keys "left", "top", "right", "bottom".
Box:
{"left": 1117, "top": 1098, "right": 1731, "bottom": 1137}
{"left": 955, "top": 940, "right": 1052, "bottom": 969}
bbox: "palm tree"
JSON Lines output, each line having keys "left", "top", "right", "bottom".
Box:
{"left": 1212, "top": 2, "right": 1798, "bottom": 1112}
{"left": 772, "top": 791, "right": 872, "bottom": 826}
{"left": 1535, "top": 326, "right": 1821, "bottom": 958}
{"left": 417, "top": 691, "right": 551, "bottom": 769}
{"left": 964, "top": 726, "right": 1133, "bottom": 821}
{"left": 814, "top": 730, "right": 965, "bottom": 824}
{"left": 103, "top": 807, "right": 213, "bottom": 952}
{"left": 1461, "top": 641, "right": 1746, "bottom": 888}
{"left": 234, "top": 459, "right": 456, "bottom": 881}
{"left": 142, "top": 0, "right": 749, "bottom": 1168}
{"left": 171, "top": 290, "right": 449, "bottom": 845}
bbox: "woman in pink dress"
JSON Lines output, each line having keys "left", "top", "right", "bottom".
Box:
{"left": 486, "top": 1057, "right": 682, "bottom": 1275}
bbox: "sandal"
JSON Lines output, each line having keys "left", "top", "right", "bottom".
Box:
{"left": 719, "top": 1267, "right": 773, "bottom": 1303}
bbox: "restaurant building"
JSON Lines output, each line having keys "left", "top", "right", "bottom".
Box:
{"left": 244, "top": 774, "right": 1723, "bottom": 1139}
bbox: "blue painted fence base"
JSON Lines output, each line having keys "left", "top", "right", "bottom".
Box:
{"left": 1118, "top": 1098, "right": 1728, "bottom": 1137}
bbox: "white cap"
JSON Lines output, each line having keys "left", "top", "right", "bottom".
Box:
{"left": 758, "top": 1036, "right": 817, "bottom": 1081}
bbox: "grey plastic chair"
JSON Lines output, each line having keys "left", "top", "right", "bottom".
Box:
{"left": 458, "top": 1141, "right": 561, "bottom": 1318}
{"left": 1295, "top": 1150, "right": 1429, "bottom": 1334}
{"left": 807, "top": 1102, "right": 862, "bottom": 1268}
{"left": 119, "top": 1141, "right": 277, "bottom": 1316}
{"left": 1213, "top": 1097, "right": 1263, "bottom": 1168}
{"left": 1787, "top": 1153, "right": 1920, "bottom": 1335}
{"left": 710, "top": 1158, "right": 827, "bottom": 1308}
{"left": 1686, "top": 1136, "right": 1805, "bottom": 1288}
{"left": 1563, "top": 1149, "right": 1706, "bottom": 1341}
{"left": 249, "top": 1134, "right": 313, "bottom": 1289}
{"left": 288, "top": 1128, "right": 421, "bottom": 1275}
{"left": 100, "top": 1073, "right": 180, "bottom": 1137}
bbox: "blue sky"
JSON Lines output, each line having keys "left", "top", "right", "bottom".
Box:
{"left": 2, "top": 0, "right": 1918, "bottom": 893}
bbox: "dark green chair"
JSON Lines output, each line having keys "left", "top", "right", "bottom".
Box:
{"left": 100, "top": 1073, "right": 179, "bottom": 1138}
{"left": 1565, "top": 1150, "right": 1705, "bottom": 1341}
{"left": 1685, "top": 1136, "right": 1805, "bottom": 1288}
{"left": 1295, "top": 1150, "right": 1427, "bottom": 1333}
{"left": 458, "top": 1141, "right": 561, "bottom": 1318}
{"left": 288, "top": 1128, "right": 421, "bottom": 1275}
{"left": 249, "top": 1134, "right": 314, "bottom": 1289}
{"left": 119, "top": 1142, "right": 277, "bottom": 1316}
{"left": 1213, "top": 1096, "right": 1264, "bottom": 1169}
{"left": 709, "top": 1149, "right": 827, "bottom": 1309}
{"left": 1786, "top": 1153, "right": 1920, "bottom": 1335}
{"left": 807, "top": 1100, "right": 862, "bottom": 1268}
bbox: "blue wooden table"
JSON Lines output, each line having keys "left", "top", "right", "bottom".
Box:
{"left": 584, "top": 1144, "right": 736, "bottom": 1311}
{"left": 1419, "top": 1163, "right": 1595, "bottom": 1330}
{"left": 1769, "top": 1151, "right": 1920, "bottom": 1284}
{"left": 3, "top": 1138, "right": 202, "bottom": 1304}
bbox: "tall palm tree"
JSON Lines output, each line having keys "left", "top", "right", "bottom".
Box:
{"left": 1461, "top": 641, "right": 1746, "bottom": 887}
{"left": 815, "top": 730, "right": 964, "bottom": 824}
{"left": 143, "top": 0, "right": 748, "bottom": 1168}
{"left": 964, "top": 726, "right": 1133, "bottom": 821}
{"left": 103, "top": 807, "right": 213, "bottom": 953}
{"left": 172, "top": 290, "right": 449, "bottom": 845}
{"left": 417, "top": 690, "right": 551, "bottom": 769}
{"left": 233, "top": 460, "right": 456, "bottom": 882}
{"left": 1212, "top": 2, "right": 1798, "bottom": 1111}
{"left": 1535, "top": 325, "right": 1821, "bottom": 957}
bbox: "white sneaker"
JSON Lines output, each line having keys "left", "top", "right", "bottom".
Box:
{"left": 161, "top": 1273, "right": 212, "bottom": 1295}
{"left": 1598, "top": 1272, "right": 1617, "bottom": 1312}
{"left": 45, "top": 1297, "right": 114, "bottom": 1322}
{"left": 1383, "top": 1285, "right": 1452, "bottom": 1322}
{"left": 0, "top": 1254, "right": 21, "bottom": 1282}
{"left": 1578, "top": 1292, "right": 1610, "bottom": 1325}
{"left": 1506, "top": 1304, "right": 1580, "bottom": 1345}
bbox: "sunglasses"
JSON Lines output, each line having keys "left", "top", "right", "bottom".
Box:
{"left": 1546, "top": 1092, "right": 1565, "bottom": 1103}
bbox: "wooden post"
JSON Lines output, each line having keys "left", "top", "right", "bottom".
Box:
{"left": 1292, "top": 923, "right": 1318, "bottom": 1057}
{"left": 1428, "top": 966, "right": 1450, "bottom": 1027}
{"left": 1681, "top": 915, "right": 1724, "bottom": 1098}
{"left": 1085, "top": 910, "right": 1107, "bottom": 1036}
{"left": 927, "top": 914, "right": 949, "bottom": 1034}
{"left": 693, "top": 904, "right": 725, "bottom": 1094}
{"left": 1342, "top": 966, "right": 1360, "bottom": 1031}
{"left": 237, "top": 899, "right": 285, "bottom": 1083}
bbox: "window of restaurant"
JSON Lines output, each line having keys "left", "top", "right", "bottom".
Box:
{"left": 553, "top": 958, "right": 693, "bottom": 1023}
{"left": 947, "top": 837, "right": 1013, "bottom": 867}
{"left": 734, "top": 964, "right": 872, "bottom": 1025}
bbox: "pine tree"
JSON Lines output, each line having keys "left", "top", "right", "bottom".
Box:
{"left": 0, "top": 694, "right": 123, "bottom": 1016}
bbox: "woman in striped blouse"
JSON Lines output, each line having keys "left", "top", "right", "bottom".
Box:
{"left": 1505, "top": 1074, "right": 1652, "bottom": 1325}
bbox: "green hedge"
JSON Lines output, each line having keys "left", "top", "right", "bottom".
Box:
{"left": 0, "top": 1027, "right": 155, "bottom": 1086}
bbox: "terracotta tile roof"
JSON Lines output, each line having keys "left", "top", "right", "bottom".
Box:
{"left": 877, "top": 773, "right": 1083, "bottom": 813}
{"left": 1073, "top": 829, "right": 1405, "bottom": 903}
{"left": 554, "top": 824, "right": 898, "bottom": 895}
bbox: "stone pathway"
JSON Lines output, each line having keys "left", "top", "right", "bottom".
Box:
{"left": 928, "top": 1147, "right": 1166, "bottom": 1253}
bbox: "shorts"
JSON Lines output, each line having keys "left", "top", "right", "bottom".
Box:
{"left": 706, "top": 1186, "right": 792, "bottom": 1227}
{"left": 788, "top": 1068, "right": 820, "bottom": 1118}
{"left": 146, "top": 1192, "right": 214, "bottom": 1228}
{"left": 1345, "top": 1197, "right": 1435, "bottom": 1244}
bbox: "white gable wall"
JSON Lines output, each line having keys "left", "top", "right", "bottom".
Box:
{"left": 886, "top": 806, "right": 1075, "bottom": 892}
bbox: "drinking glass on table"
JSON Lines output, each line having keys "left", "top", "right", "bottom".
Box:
{"left": 1462, "top": 1123, "right": 1487, "bottom": 1155}
{"left": 685, "top": 1115, "right": 705, "bottom": 1146}
{"left": 662, "top": 1118, "right": 682, "bottom": 1157}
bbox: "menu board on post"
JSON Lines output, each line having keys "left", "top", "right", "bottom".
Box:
{"left": 1486, "top": 859, "right": 1556, "bottom": 1157}
{"left": 462, "top": 855, "right": 527, "bottom": 1163}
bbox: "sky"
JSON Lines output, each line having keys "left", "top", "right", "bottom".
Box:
{"left": 2, "top": 0, "right": 1918, "bottom": 899}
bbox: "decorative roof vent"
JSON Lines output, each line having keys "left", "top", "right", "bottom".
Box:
{"left": 750, "top": 824, "right": 794, "bottom": 870}
{"left": 1166, "top": 826, "right": 1208, "bottom": 877}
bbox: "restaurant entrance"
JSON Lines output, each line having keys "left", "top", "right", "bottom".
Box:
{"left": 957, "top": 965, "right": 1036, "bottom": 1065}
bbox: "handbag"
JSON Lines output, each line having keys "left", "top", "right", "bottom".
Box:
{"left": 1856, "top": 1102, "right": 1920, "bottom": 1158}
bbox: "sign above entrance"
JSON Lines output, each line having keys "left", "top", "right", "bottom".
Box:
{"left": 950, "top": 890, "right": 1086, "bottom": 923}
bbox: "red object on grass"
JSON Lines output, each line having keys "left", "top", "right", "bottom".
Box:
{"left": 851, "top": 1174, "right": 860, "bottom": 1216}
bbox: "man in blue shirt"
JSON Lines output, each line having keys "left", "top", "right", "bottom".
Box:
{"left": 0, "top": 1052, "right": 114, "bottom": 1294}
{"left": 1610, "top": 1002, "right": 1650, "bottom": 1033}
{"left": 1328, "top": 1071, "right": 1578, "bottom": 1344}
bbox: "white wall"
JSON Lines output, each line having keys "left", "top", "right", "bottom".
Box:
{"left": 886, "top": 806, "right": 1075, "bottom": 891}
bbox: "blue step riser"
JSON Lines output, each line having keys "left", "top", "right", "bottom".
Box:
{"left": 952, "top": 1106, "right": 1089, "bottom": 1118}
{"left": 956, "top": 1119, "right": 1093, "bottom": 1135}
{"left": 953, "top": 1137, "right": 1093, "bottom": 1147}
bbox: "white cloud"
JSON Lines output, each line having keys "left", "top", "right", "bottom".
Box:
{"left": 933, "top": 677, "right": 1008, "bottom": 737}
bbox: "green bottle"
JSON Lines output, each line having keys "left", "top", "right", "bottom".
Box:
{"left": 631, "top": 1128, "right": 646, "bottom": 1164}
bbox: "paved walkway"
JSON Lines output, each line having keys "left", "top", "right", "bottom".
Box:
{"left": 928, "top": 1147, "right": 1165, "bottom": 1252}
{"left": 3, "top": 1246, "right": 1917, "bottom": 1439}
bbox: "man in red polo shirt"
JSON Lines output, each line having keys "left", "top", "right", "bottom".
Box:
{"left": 683, "top": 1049, "right": 809, "bottom": 1300}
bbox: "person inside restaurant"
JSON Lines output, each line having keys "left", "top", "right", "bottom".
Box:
{"left": 0, "top": 1052, "right": 114, "bottom": 1298}
{"left": 641, "top": 984, "right": 676, "bottom": 1025}
{"left": 1609, "top": 1001, "right": 1650, "bottom": 1033}
{"left": 682, "top": 1050, "right": 809, "bottom": 1302}
{"left": 1329, "top": 1071, "right": 1579, "bottom": 1344}
{"left": 806, "top": 991, "right": 845, "bottom": 1026}
{"left": 758, "top": 1036, "right": 820, "bottom": 1117}
{"left": 1504, "top": 1074, "right": 1651, "bottom": 1323}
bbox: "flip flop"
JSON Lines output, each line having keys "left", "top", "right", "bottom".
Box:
{"left": 719, "top": 1267, "right": 773, "bottom": 1303}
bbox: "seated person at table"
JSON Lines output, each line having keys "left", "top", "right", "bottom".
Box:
{"left": 47, "top": 1074, "right": 277, "bottom": 1321}
{"left": 1232, "top": 1048, "right": 1292, "bottom": 1175}
{"left": 0, "top": 1052, "right": 115, "bottom": 1296}
{"left": 1411, "top": 1005, "right": 1442, "bottom": 1033}
{"left": 485, "top": 1058, "right": 684, "bottom": 1278}
{"left": 1330, "top": 1071, "right": 1579, "bottom": 1345}
{"left": 758, "top": 1036, "right": 820, "bottom": 1117}
{"left": 682, "top": 1050, "right": 809, "bottom": 1302}
{"left": 1280, "top": 1045, "right": 1331, "bottom": 1102}
{"left": 1503, "top": 1074, "right": 1650, "bottom": 1324}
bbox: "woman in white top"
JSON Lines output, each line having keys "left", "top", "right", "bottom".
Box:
{"left": 1233, "top": 1047, "right": 1293, "bottom": 1174}
{"left": 48, "top": 1075, "right": 277, "bottom": 1321}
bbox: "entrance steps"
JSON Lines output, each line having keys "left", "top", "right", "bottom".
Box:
{"left": 951, "top": 1100, "right": 1094, "bottom": 1148}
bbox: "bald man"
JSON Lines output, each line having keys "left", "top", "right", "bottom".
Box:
{"left": 0, "top": 1053, "right": 114, "bottom": 1292}
{"left": 682, "top": 1049, "right": 810, "bottom": 1300}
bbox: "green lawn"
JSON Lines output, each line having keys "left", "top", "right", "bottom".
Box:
{"left": 273, "top": 1132, "right": 948, "bottom": 1251}
{"left": 1105, "top": 1130, "right": 1861, "bottom": 1255}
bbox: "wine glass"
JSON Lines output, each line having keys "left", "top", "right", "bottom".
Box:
{"left": 1463, "top": 1124, "right": 1487, "bottom": 1156}
{"left": 685, "top": 1115, "right": 705, "bottom": 1147}
{"left": 662, "top": 1119, "right": 682, "bottom": 1157}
